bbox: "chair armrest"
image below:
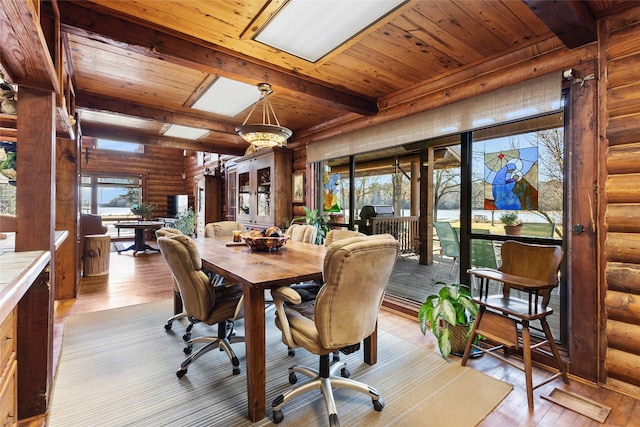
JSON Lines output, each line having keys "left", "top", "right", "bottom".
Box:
{"left": 468, "top": 267, "right": 557, "bottom": 311}
{"left": 271, "top": 286, "right": 302, "bottom": 305}
{"left": 271, "top": 286, "right": 303, "bottom": 349}
{"left": 467, "top": 268, "right": 556, "bottom": 291}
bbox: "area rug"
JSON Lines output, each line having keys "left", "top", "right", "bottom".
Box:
{"left": 110, "top": 241, "right": 133, "bottom": 253}
{"left": 49, "top": 300, "right": 512, "bottom": 426}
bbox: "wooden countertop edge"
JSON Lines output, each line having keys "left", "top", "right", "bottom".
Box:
{"left": 0, "top": 250, "right": 51, "bottom": 321}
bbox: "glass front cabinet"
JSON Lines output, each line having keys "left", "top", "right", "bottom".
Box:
{"left": 235, "top": 147, "right": 292, "bottom": 230}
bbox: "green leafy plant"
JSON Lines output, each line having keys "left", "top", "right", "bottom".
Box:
{"left": 418, "top": 282, "right": 478, "bottom": 360}
{"left": 131, "top": 202, "right": 156, "bottom": 220}
{"left": 500, "top": 211, "right": 521, "bottom": 226}
{"left": 290, "top": 206, "right": 329, "bottom": 245}
{"left": 174, "top": 207, "right": 197, "bottom": 236}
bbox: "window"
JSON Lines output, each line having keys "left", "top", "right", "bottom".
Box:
{"left": 314, "top": 110, "right": 566, "bottom": 343}
{"left": 81, "top": 174, "right": 143, "bottom": 237}
{"left": 96, "top": 139, "right": 144, "bottom": 154}
{"left": 470, "top": 113, "right": 564, "bottom": 240}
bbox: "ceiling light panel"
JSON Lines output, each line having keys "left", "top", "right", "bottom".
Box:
{"left": 256, "top": 0, "right": 405, "bottom": 62}
{"left": 163, "top": 124, "right": 209, "bottom": 140}
{"left": 191, "top": 77, "right": 261, "bottom": 117}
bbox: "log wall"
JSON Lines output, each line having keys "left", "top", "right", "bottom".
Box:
{"left": 602, "top": 6, "right": 640, "bottom": 396}
{"left": 81, "top": 139, "right": 186, "bottom": 218}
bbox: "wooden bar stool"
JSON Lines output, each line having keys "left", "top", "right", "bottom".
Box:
{"left": 461, "top": 240, "right": 569, "bottom": 410}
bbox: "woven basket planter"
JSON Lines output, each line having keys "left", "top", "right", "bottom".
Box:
{"left": 447, "top": 323, "right": 471, "bottom": 355}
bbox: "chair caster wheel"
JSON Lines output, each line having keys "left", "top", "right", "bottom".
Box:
{"left": 184, "top": 346, "right": 192, "bottom": 355}
{"left": 288, "top": 348, "right": 295, "bottom": 357}
{"left": 329, "top": 413, "right": 339, "bottom": 426}
{"left": 340, "top": 367, "right": 350, "bottom": 378}
{"left": 182, "top": 333, "right": 191, "bottom": 341}
{"left": 176, "top": 369, "right": 187, "bottom": 378}
{"left": 288, "top": 372, "right": 297, "bottom": 384}
{"left": 164, "top": 322, "right": 173, "bottom": 331}
{"left": 272, "top": 409, "right": 284, "bottom": 424}
{"left": 233, "top": 367, "right": 241, "bottom": 375}
{"left": 373, "top": 398, "right": 385, "bottom": 411}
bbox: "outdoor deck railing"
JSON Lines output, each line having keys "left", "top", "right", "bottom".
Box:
{"left": 371, "top": 216, "right": 419, "bottom": 253}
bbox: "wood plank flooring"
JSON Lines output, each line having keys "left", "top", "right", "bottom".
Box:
{"left": 34, "top": 246, "right": 640, "bottom": 426}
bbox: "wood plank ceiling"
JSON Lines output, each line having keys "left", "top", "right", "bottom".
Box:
{"left": 11, "top": 1, "right": 631, "bottom": 156}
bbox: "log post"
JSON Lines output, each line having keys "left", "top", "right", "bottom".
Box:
{"left": 83, "top": 234, "right": 110, "bottom": 276}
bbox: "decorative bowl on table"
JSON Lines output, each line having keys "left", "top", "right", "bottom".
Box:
{"left": 242, "top": 234, "right": 289, "bottom": 252}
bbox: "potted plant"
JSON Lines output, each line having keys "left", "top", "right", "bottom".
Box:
{"left": 289, "top": 206, "right": 329, "bottom": 245}
{"left": 500, "top": 211, "right": 522, "bottom": 236}
{"left": 174, "top": 207, "right": 197, "bottom": 236}
{"left": 131, "top": 202, "right": 156, "bottom": 221}
{"left": 418, "top": 282, "right": 478, "bottom": 360}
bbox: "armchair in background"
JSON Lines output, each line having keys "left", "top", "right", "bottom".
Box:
{"left": 285, "top": 224, "right": 317, "bottom": 244}
{"left": 204, "top": 221, "right": 243, "bottom": 238}
{"left": 80, "top": 213, "right": 107, "bottom": 239}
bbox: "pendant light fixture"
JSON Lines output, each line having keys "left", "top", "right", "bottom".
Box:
{"left": 235, "top": 82, "right": 292, "bottom": 148}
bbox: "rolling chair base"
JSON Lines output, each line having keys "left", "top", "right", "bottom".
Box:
{"left": 176, "top": 321, "right": 244, "bottom": 378}
{"left": 271, "top": 353, "right": 384, "bottom": 426}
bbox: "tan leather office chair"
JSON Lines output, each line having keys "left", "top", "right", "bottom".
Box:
{"left": 156, "top": 227, "right": 197, "bottom": 339}
{"left": 285, "top": 229, "right": 366, "bottom": 358}
{"left": 270, "top": 234, "right": 400, "bottom": 425}
{"left": 285, "top": 223, "right": 317, "bottom": 244}
{"left": 204, "top": 221, "right": 243, "bottom": 238}
{"left": 288, "top": 229, "right": 365, "bottom": 320}
{"left": 324, "top": 229, "right": 365, "bottom": 246}
{"left": 461, "top": 240, "right": 569, "bottom": 410}
{"left": 157, "top": 233, "right": 244, "bottom": 378}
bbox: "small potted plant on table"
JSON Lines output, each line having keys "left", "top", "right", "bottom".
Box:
{"left": 500, "top": 211, "right": 522, "bottom": 236}
{"left": 418, "top": 282, "right": 478, "bottom": 360}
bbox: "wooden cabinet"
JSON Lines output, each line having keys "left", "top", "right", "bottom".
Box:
{"left": 195, "top": 175, "right": 223, "bottom": 237}
{"left": 225, "top": 166, "right": 237, "bottom": 221}
{"left": 0, "top": 309, "right": 17, "bottom": 427}
{"left": 235, "top": 147, "right": 292, "bottom": 230}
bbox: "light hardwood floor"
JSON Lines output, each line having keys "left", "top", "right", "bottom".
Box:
{"left": 42, "top": 247, "right": 640, "bottom": 427}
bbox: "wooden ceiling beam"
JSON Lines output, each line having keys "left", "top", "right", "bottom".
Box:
{"left": 57, "top": 2, "right": 378, "bottom": 116}
{"left": 80, "top": 123, "right": 247, "bottom": 156}
{"left": 522, "top": 0, "right": 597, "bottom": 49}
{"left": 0, "top": 0, "right": 59, "bottom": 91}
{"left": 75, "top": 92, "right": 238, "bottom": 134}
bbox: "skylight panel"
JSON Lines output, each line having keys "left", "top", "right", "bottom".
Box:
{"left": 255, "top": 0, "right": 405, "bottom": 62}
{"left": 191, "top": 77, "right": 260, "bottom": 117}
{"left": 163, "top": 124, "right": 209, "bottom": 140}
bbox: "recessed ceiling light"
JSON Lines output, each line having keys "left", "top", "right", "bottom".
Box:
{"left": 192, "top": 77, "right": 260, "bottom": 117}
{"left": 256, "top": 0, "right": 405, "bottom": 62}
{"left": 163, "top": 124, "right": 209, "bottom": 140}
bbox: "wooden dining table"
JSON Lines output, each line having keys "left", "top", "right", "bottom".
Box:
{"left": 193, "top": 236, "right": 380, "bottom": 422}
